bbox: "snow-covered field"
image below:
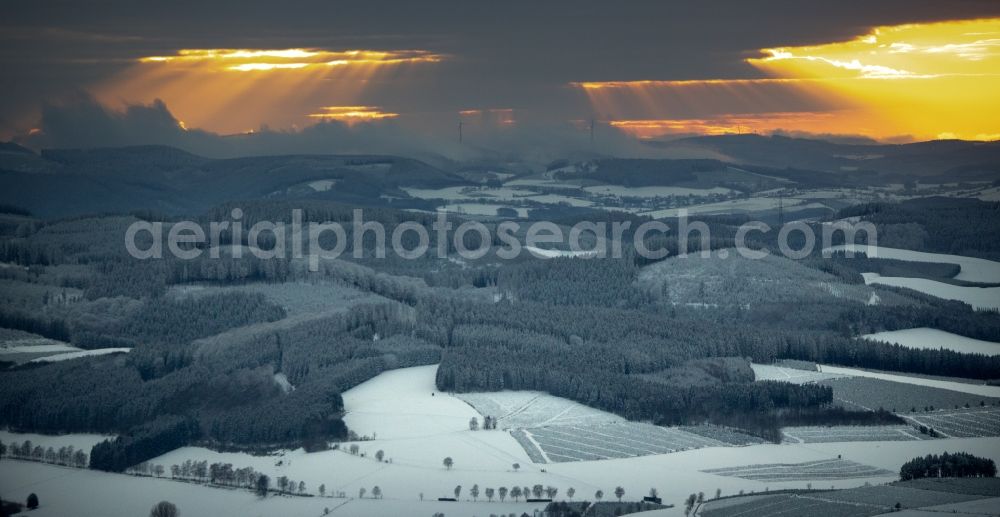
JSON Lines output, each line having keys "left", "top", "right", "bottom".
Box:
{"left": 6, "top": 365, "right": 1000, "bottom": 516}
{"left": 819, "top": 365, "right": 1000, "bottom": 398}
{"left": 782, "top": 426, "right": 926, "bottom": 443}
{"left": 0, "top": 342, "right": 78, "bottom": 354}
{"left": 28, "top": 347, "right": 131, "bottom": 363}
{"left": 862, "top": 328, "right": 1000, "bottom": 357}
{"left": 860, "top": 273, "right": 1000, "bottom": 310}
{"left": 0, "top": 338, "right": 126, "bottom": 364}
{"left": 643, "top": 197, "right": 793, "bottom": 218}
{"left": 701, "top": 459, "right": 892, "bottom": 481}
{"left": 456, "top": 390, "right": 620, "bottom": 429}
{"left": 0, "top": 461, "right": 549, "bottom": 517}
{"left": 342, "top": 364, "right": 482, "bottom": 440}
{"left": 439, "top": 203, "right": 529, "bottom": 217}
{"left": 751, "top": 364, "right": 848, "bottom": 384}
{"left": 583, "top": 185, "right": 733, "bottom": 198}
{"left": 404, "top": 186, "right": 538, "bottom": 201}
{"left": 827, "top": 244, "right": 1000, "bottom": 283}
{"left": 520, "top": 246, "right": 600, "bottom": 259}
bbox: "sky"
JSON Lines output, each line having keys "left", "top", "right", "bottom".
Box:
{"left": 2, "top": 0, "right": 999, "bottom": 157}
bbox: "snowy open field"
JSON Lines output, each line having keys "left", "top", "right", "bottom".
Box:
{"left": 701, "top": 459, "right": 893, "bottom": 481}
{"left": 903, "top": 407, "right": 1000, "bottom": 438}
{"left": 342, "top": 364, "right": 482, "bottom": 440}
{"left": 456, "top": 390, "right": 621, "bottom": 429}
{"left": 524, "top": 423, "right": 729, "bottom": 463}
{"left": 0, "top": 333, "right": 90, "bottom": 364}
{"left": 819, "top": 365, "right": 1000, "bottom": 398}
{"left": 862, "top": 328, "right": 1000, "bottom": 357}
{"left": 28, "top": 347, "right": 130, "bottom": 362}
{"left": 439, "top": 203, "right": 529, "bottom": 217}
{"left": 5, "top": 365, "right": 1000, "bottom": 516}
{"left": 583, "top": 185, "right": 733, "bottom": 198}
{"left": 751, "top": 364, "right": 848, "bottom": 384}
{"left": 827, "top": 244, "right": 1000, "bottom": 283}
{"left": 782, "top": 426, "right": 927, "bottom": 443}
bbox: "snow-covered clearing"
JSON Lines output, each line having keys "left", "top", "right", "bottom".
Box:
{"left": 751, "top": 364, "right": 848, "bottom": 384}
{"left": 522, "top": 246, "right": 599, "bottom": 259}
{"left": 583, "top": 185, "right": 733, "bottom": 198}
{"left": 524, "top": 193, "right": 594, "bottom": 207}
{"left": 307, "top": 179, "right": 336, "bottom": 192}
{"left": 819, "top": 365, "right": 1000, "bottom": 398}
{"left": 860, "top": 273, "right": 1000, "bottom": 310}
{"left": 862, "top": 328, "right": 1000, "bottom": 357}
{"left": 701, "top": 459, "right": 893, "bottom": 481}
{"left": 342, "top": 364, "right": 481, "bottom": 440}
{"left": 827, "top": 244, "right": 1000, "bottom": 283}
{"left": 28, "top": 347, "right": 130, "bottom": 363}
{"left": 404, "top": 186, "right": 538, "bottom": 201}
{"left": 0, "top": 343, "right": 80, "bottom": 355}
{"left": 781, "top": 426, "right": 926, "bottom": 443}
{"left": 439, "top": 203, "right": 529, "bottom": 217}
{"left": 642, "top": 197, "right": 792, "bottom": 218}
{"left": 457, "top": 390, "right": 621, "bottom": 429}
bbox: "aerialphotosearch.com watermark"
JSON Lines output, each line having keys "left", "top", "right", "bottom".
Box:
{"left": 125, "top": 208, "right": 877, "bottom": 270}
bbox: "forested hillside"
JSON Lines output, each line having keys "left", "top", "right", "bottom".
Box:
{"left": 1, "top": 195, "right": 998, "bottom": 473}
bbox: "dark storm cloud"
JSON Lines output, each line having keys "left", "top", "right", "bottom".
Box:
{"left": 2, "top": 0, "right": 999, "bottom": 142}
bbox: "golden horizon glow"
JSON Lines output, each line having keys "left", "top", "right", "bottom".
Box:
{"left": 609, "top": 112, "right": 843, "bottom": 139}
{"left": 308, "top": 106, "right": 399, "bottom": 124}
{"left": 576, "top": 18, "right": 1000, "bottom": 141}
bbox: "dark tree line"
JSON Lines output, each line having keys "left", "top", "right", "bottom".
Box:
{"left": 899, "top": 452, "right": 996, "bottom": 480}
{"left": 90, "top": 416, "right": 199, "bottom": 472}
{"left": 839, "top": 198, "right": 1000, "bottom": 260}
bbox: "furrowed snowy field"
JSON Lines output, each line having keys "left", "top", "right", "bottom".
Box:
{"left": 5, "top": 365, "right": 1000, "bottom": 517}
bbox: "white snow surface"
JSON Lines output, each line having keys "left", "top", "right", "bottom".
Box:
{"left": 862, "top": 328, "right": 1000, "bottom": 357}
{"left": 341, "top": 364, "right": 481, "bottom": 440}
{"left": 522, "top": 246, "right": 598, "bottom": 259}
{"left": 28, "top": 347, "right": 130, "bottom": 363}
{"left": 456, "top": 390, "right": 622, "bottom": 429}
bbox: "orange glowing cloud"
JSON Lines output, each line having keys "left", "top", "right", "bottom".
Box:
{"left": 308, "top": 106, "right": 399, "bottom": 124}
{"left": 95, "top": 48, "right": 444, "bottom": 134}
{"left": 576, "top": 18, "right": 1000, "bottom": 141}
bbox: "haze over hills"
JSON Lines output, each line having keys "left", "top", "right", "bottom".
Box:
{"left": 2, "top": 135, "right": 998, "bottom": 218}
